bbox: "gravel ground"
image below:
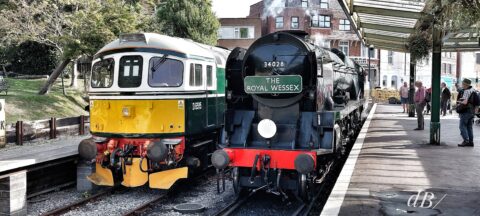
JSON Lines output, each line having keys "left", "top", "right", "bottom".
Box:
{"left": 27, "top": 187, "right": 84, "bottom": 216}
{"left": 147, "top": 174, "right": 237, "bottom": 216}
{"left": 0, "top": 134, "right": 89, "bottom": 155}
{"left": 233, "top": 191, "right": 302, "bottom": 216}
{"left": 61, "top": 187, "right": 165, "bottom": 216}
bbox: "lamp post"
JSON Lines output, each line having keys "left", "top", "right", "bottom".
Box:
{"left": 368, "top": 45, "right": 374, "bottom": 95}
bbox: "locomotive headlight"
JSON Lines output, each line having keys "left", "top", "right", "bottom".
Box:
{"left": 257, "top": 119, "right": 277, "bottom": 139}
{"left": 122, "top": 106, "right": 134, "bottom": 117}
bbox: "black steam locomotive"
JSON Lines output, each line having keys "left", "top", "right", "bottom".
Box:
{"left": 212, "top": 31, "right": 369, "bottom": 201}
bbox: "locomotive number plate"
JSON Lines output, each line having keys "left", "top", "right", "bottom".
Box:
{"left": 244, "top": 75, "right": 302, "bottom": 94}
{"left": 263, "top": 61, "right": 286, "bottom": 68}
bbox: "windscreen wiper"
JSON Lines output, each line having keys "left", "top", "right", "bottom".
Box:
{"left": 151, "top": 54, "right": 168, "bottom": 73}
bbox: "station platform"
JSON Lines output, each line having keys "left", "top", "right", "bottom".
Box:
{"left": 0, "top": 136, "right": 86, "bottom": 174}
{"left": 0, "top": 136, "right": 86, "bottom": 215}
{"left": 321, "top": 104, "right": 480, "bottom": 216}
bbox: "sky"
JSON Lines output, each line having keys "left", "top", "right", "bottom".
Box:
{"left": 212, "top": 0, "right": 262, "bottom": 18}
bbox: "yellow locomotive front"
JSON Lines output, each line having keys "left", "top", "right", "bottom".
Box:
{"left": 78, "top": 33, "right": 228, "bottom": 189}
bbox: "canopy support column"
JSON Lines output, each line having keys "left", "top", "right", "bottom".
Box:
{"left": 430, "top": 19, "right": 442, "bottom": 145}
{"left": 408, "top": 56, "right": 416, "bottom": 118}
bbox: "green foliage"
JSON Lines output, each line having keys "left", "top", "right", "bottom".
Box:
{"left": 440, "top": 0, "right": 480, "bottom": 32}
{"left": 0, "top": 0, "right": 161, "bottom": 61}
{"left": 10, "top": 41, "right": 57, "bottom": 75}
{"left": 157, "top": 0, "right": 220, "bottom": 45}
{"left": 62, "top": 0, "right": 140, "bottom": 59}
{"left": 407, "top": 31, "right": 432, "bottom": 63}
{"left": 407, "top": 0, "right": 480, "bottom": 62}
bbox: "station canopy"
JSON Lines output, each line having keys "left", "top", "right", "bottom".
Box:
{"left": 339, "top": 0, "right": 480, "bottom": 52}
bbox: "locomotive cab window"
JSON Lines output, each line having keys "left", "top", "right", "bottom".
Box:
{"left": 207, "top": 65, "right": 213, "bottom": 87}
{"left": 149, "top": 57, "right": 183, "bottom": 87}
{"left": 189, "top": 63, "right": 203, "bottom": 87}
{"left": 118, "top": 56, "right": 143, "bottom": 88}
{"left": 91, "top": 58, "right": 114, "bottom": 88}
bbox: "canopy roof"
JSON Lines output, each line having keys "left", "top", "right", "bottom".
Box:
{"left": 338, "top": 0, "right": 480, "bottom": 52}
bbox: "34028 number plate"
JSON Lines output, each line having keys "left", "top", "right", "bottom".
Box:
{"left": 263, "top": 61, "right": 286, "bottom": 68}
{"left": 244, "top": 75, "right": 302, "bottom": 94}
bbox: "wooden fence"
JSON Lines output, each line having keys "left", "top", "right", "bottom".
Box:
{"left": 6, "top": 116, "right": 90, "bottom": 145}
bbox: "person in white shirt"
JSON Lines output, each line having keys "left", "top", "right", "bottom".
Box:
{"left": 399, "top": 82, "right": 409, "bottom": 113}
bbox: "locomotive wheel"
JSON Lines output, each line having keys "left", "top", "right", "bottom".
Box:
{"left": 297, "top": 174, "right": 311, "bottom": 202}
{"left": 232, "top": 167, "right": 247, "bottom": 195}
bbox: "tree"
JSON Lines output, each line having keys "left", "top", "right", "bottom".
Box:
{"left": 0, "top": 0, "right": 154, "bottom": 94}
{"left": 10, "top": 41, "right": 57, "bottom": 75}
{"left": 407, "top": 0, "right": 480, "bottom": 62}
{"left": 156, "top": 0, "right": 220, "bottom": 45}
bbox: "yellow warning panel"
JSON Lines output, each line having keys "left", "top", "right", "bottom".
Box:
{"left": 149, "top": 167, "right": 188, "bottom": 189}
{"left": 90, "top": 99, "right": 185, "bottom": 134}
{"left": 88, "top": 163, "right": 114, "bottom": 186}
{"left": 122, "top": 158, "right": 148, "bottom": 187}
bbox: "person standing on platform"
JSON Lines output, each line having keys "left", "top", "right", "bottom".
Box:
{"left": 457, "top": 78, "right": 475, "bottom": 147}
{"left": 425, "top": 87, "right": 432, "bottom": 114}
{"left": 399, "top": 82, "right": 409, "bottom": 113}
{"left": 414, "top": 81, "right": 426, "bottom": 130}
{"left": 441, "top": 82, "right": 451, "bottom": 116}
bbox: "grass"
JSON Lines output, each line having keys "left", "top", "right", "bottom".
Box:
{"left": 0, "top": 77, "right": 89, "bottom": 124}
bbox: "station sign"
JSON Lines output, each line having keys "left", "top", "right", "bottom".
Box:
{"left": 0, "top": 99, "right": 4, "bottom": 148}
{"left": 244, "top": 75, "right": 302, "bottom": 94}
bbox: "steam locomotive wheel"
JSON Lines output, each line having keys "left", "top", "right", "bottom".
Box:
{"left": 297, "top": 174, "right": 311, "bottom": 202}
{"left": 233, "top": 167, "right": 247, "bottom": 195}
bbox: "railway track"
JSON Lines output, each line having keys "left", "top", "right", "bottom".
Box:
{"left": 39, "top": 188, "right": 118, "bottom": 216}
{"left": 121, "top": 194, "right": 168, "bottom": 216}
{"left": 211, "top": 192, "right": 255, "bottom": 216}
{"left": 122, "top": 169, "right": 215, "bottom": 216}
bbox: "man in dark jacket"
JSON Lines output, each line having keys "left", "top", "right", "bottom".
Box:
{"left": 458, "top": 78, "right": 475, "bottom": 147}
{"left": 441, "top": 82, "right": 451, "bottom": 116}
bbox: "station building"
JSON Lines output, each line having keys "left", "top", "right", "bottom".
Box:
{"left": 216, "top": 0, "right": 381, "bottom": 86}
{"left": 217, "top": 18, "right": 262, "bottom": 50}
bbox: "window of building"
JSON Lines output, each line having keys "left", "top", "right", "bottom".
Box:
{"left": 320, "top": 0, "right": 328, "bottom": 8}
{"left": 387, "top": 51, "right": 394, "bottom": 64}
{"left": 118, "top": 56, "right": 143, "bottom": 88}
{"left": 311, "top": 15, "right": 319, "bottom": 27}
{"left": 276, "top": 16, "right": 284, "bottom": 29}
{"left": 382, "top": 75, "right": 387, "bottom": 87}
{"left": 447, "top": 64, "right": 452, "bottom": 74}
{"left": 312, "top": 15, "right": 330, "bottom": 28}
{"left": 218, "top": 26, "right": 254, "bottom": 39}
{"left": 441, "top": 63, "right": 446, "bottom": 74}
{"left": 339, "top": 41, "right": 349, "bottom": 56}
{"left": 291, "top": 17, "right": 299, "bottom": 29}
{"left": 149, "top": 57, "right": 183, "bottom": 87}
{"left": 189, "top": 64, "right": 203, "bottom": 87}
{"left": 339, "top": 19, "right": 350, "bottom": 31}
{"left": 476, "top": 53, "right": 480, "bottom": 64}
{"left": 319, "top": 15, "right": 330, "bottom": 28}
{"left": 302, "top": 0, "right": 308, "bottom": 7}
{"left": 391, "top": 75, "right": 397, "bottom": 88}
{"left": 91, "top": 58, "right": 114, "bottom": 88}
{"left": 206, "top": 65, "right": 213, "bottom": 87}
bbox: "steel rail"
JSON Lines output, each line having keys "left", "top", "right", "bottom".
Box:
{"left": 40, "top": 188, "right": 118, "bottom": 216}
{"left": 121, "top": 194, "right": 168, "bottom": 216}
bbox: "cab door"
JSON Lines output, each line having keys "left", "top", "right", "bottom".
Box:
{"left": 206, "top": 65, "right": 217, "bottom": 127}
